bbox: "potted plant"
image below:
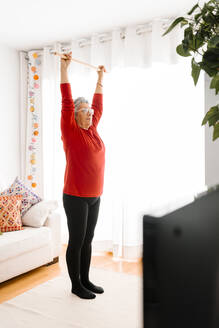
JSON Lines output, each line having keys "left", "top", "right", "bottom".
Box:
{"left": 162, "top": 0, "right": 219, "bottom": 140}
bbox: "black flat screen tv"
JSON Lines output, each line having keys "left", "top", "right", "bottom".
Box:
{"left": 143, "top": 187, "right": 219, "bottom": 328}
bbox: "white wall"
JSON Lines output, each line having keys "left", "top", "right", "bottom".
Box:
{"left": 0, "top": 42, "right": 20, "bottom": 189}
{"left": 205, "top": 73, "right": 219, "bottom": 187}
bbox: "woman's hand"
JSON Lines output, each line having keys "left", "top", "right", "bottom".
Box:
{"left": 61, "top": 51, "right": 72, "bottom": 71}
{"left": 97, "top": 65, "right": 106, "bottom": 80}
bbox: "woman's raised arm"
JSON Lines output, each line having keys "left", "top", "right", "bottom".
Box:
{"left": 61, "top": 52, "right": 72, "bottom": 83}
{"left": 94, "top": 65, "right": 106, "bottom": 94}
{"left": 60, "top": 52, "right": 77, "bottom": 142}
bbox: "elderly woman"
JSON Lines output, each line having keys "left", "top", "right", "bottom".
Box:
{"left": 60, "top": 52, "right": 106, "bottom": 300}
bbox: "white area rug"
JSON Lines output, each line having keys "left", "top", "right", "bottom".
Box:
{"left": 0, "top": 267, "right": 143, "bottom": 328}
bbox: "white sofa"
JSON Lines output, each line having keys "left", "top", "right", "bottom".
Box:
{"left": 0, "top": 211, "right": 62, "bottom": 283}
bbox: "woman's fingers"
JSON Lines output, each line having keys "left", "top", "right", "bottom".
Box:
{"left": 98, "top": 65, "right": 106, "bottom": 72}
{"left": 62, "top": 51, "right": 72, "bottom": 60}
{"left": 67, "top": 51, "right": 72, "bottom": 58}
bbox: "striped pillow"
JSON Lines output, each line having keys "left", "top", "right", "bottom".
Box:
{"left": 0, "top": 194, "right": 24, "bottom": 232}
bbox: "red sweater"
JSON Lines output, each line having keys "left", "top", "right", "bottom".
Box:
{"left": 60, "top": 83, "right": 105, "bottom": 197}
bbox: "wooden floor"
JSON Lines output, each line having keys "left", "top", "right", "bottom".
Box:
{"left": 0, "top": 244, "right": 143, "bottom": 304}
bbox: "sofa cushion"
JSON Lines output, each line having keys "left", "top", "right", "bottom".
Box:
{"left": 0, "top": 176, "right": 42, "bottom": 217}
{"left": 22, "top": 200, "right": 58, "bottom": 227}
{"left": 0, "top": 226, "right": 52, "bottom": 262}
{"left": 0, "top": 195, "right": 24, "bottom": 232}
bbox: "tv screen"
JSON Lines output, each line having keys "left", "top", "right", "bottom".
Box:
{"left": 143, "top": 187, "right": 219, "bottom": 328}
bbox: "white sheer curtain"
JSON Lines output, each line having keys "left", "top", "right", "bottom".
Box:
{"left": 40, "top": 20, "right": 205, "bottom": 261}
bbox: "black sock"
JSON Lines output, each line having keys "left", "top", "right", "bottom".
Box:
{"left": 71, "top": 281, "right": 96, "bottom": 299}
{"left": 81, "top": 279, "right": 104, "bottom": 294}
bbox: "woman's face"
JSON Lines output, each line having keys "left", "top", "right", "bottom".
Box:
{"left": 76, "top": 102, "right": 93, "bottom": 129}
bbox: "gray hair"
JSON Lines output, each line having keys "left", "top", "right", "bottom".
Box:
{"left": 74, "top": 97, "right": 89, "bottom": 119}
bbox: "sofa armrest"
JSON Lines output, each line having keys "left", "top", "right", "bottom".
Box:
{"left": 44, "top": 211, "right": 61, "bottom": 258}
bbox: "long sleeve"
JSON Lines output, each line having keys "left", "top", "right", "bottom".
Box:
{"left": 60, "top": 87, "right": 105, "bottom": 197}
{"left": 60, "top": 83, "right": 77, "bottom": 142}
{"left": 91, "top": 93, "right": 103, "bottom": 129}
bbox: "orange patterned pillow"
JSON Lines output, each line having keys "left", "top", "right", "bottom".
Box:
{"left": 0, "top": 195, "right": 24, "bottom": 232}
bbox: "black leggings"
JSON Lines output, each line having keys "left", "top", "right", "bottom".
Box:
{"left": 62, "top": 192, "right": 101, "bottom": 286}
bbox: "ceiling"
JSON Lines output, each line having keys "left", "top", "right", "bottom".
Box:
{"left": 0, "top": 0, "right": 198, "bottom": 51}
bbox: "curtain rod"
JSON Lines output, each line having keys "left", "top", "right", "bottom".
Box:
{"left": 24, "top": 18, "right": 172, "bottom": 60}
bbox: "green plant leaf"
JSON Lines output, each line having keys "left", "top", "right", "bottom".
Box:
{"left": 209, "top": 47, "right": 219, "bottom": 55}
{"left": 194, "top": 13, "right": 202, "bottom": 21}
{"left": 201, "top": 3, "right": 208, "bottom": 16}
{"left": 213, "top": 122, "right": 219, "bottom": 141}
{"left": 184, "top": 26, "right": 193, "bottom": 38}
{"left": 194, "top": 34, "right": 205, "bottom": 50}
{"left": 199, "top": 61, "right": 217, "bottom": 76}
{"left": 203, "top": 12, "right": 218, "bottom": 24}
{"left": 208, "top": 105, "right": 219, "bottom": 126}
{"left": 176, "top": 44, "right": 192, "bottom": 57}
{"left": 196, "top": 31, "right": 205, "bottom": 45}
{"left": 183, "top": 27, "right": 203, "bottom": 51}
{"left": 162, "top": 17, "right": 186, "bottom": 36}
{"left": 199, "top": 24, "right": 213, "bottom": 41}
{"left": 210, "top": 74, "right": 219, "bottom": 94}
{"left": 202, "top": 49, "right": 219, "bottom": 70}
{"left": 210, "top": 74, "right": 217, "bottom": 88}
{"left": 208, "top": 35, "right": 219, "bottom": 48}
{"left": 180, "top": 19, "right": 189, "bottom": 27}
{"left": 187, "top": 3, "right": 199, "bottom": 15}
{"left": 182, "top": 39, "right": 189, "bottom": 50}
{"left": 191, "top": 58, "right": 201, "bottom": 85}
{"left": 202, "top": 105, "right": 219, "bottom": 126}
{"left": 206, "top": 1, "right": 217, "bottom": 12}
